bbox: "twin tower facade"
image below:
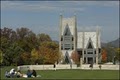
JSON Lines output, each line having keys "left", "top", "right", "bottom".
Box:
{"left": 59, "top": 15, "right": 101, "bottom": 64}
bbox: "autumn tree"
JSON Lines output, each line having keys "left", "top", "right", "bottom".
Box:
{"left": 31, "top": 48, "right": 40, "bottom": 64}
{"left": 104, "top": 45, "right": 116, "bottom": 62}
{"left": 39, "top": 41, "right": 60, "bottom": 64}
{"left": 0, "top": 27, "right": 61, "bottom": 65}
{"left": 58, "top": 52, "right": 64, "bottom": 64}
{"left": 20, "top": 52, "right": 31, "bottom": 65}
{"left": 71, "top": 51, "right": 80, "bottom": 65}
{"left": 101, "top": 49, "right": 107, "bottom": 63}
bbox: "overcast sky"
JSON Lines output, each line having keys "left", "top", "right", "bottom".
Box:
{"left": 1, "top": 1, "right": 119, "bottom": 42}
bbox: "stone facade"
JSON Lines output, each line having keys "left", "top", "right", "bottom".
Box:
{"left": 59, "top": 15, "right": 101, "bottom": 64}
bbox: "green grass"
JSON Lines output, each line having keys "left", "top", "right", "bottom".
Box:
{"left": 0, "top": 66, "right": 119, "bottom": 80}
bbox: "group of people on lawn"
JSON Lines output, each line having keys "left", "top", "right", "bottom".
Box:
{"left": 5, "top": 68, "right": 38, "bottom": 78}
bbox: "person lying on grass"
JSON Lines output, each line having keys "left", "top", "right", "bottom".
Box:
{"left": 5, "top": 70, "right": 10, "bottom": 78}
{"left": 16, "top": 70, "right": 23, "bottom": 78}
{"left": 5, "top": 69, "right": 41, "bottom": 78}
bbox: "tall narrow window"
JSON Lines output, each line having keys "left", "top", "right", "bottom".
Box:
{"left": 87, "top": 38, "right": 94, "bottom": 49}
{"left": 63, "top": 24, "right": 71, "bottom": 36}
{"left": 61, "top": 36, "right": 63, "bottom": 41}
{"left": 88, "top": 42, "right": 93, "bottom": 49}
{"left": 61, "top": 46, "right": 63, "bottom": 50}
{"left": 61, "top": 44, "right": 63, "bottom": 50}
{"left": 72, "top": 37, "right": 74, "bottom": 41}
{"left": 84, "top": 51, "right": 86, "bottom": 54}
{"left": 84, "top": 57, "right": 86, "bottom": 63}
{"left": 99, "top": 48, "right": 101, "bottom": 53}
{"left": 94, "top": 50, "right": 96, "bottom": 54}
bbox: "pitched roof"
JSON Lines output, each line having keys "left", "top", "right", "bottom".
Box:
{"left": 77, "top": 32, "right": 101, "bottom": 49}
{"left": 61, "top": 17, "right": 75, "bottom": 35}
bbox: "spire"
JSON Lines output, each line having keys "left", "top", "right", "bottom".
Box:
{"left": 74, "top": 12, "right": 76, "bottom": 16}
{"left": 74, "top": 12, "right": 76, "bottom": 19}
{"left": 60, "top": 10, "right": 64, "bottom": 16}
{"left": 60, "top": 12, "right": 62, "bottom": 16}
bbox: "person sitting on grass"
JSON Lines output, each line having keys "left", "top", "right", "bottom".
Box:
{"left": 32, "top": 69, "right": 37, "bottom": 77}
{"left": 26, "top": 70, "right": 32, "bottom": 78}
{"left": 16, "top": 70, "right": 23, "bottom": 78}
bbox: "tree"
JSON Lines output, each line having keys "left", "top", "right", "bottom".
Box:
{"left": 12, "top": 44, "right": 24, "bottom": 66}
{"left": 0, "top": 28, "right": 16, "bottom": 55}
{"left": 16, "top": 27, "right": 37, "bottom": 52}
{"left": 20, "top": 52, "right": 31, "bottom": 65}
{"left": 25, "top": 32, "right": 38, "bottom": 52}
{"left": 0, "top": 37, "right": 10, "bottom": 53}
{"left": 16, "top": 27, "right": 30, "bottom": 39}
{"left": 71, "top": 51, "right": 80, "bottom": 64}
{"left": 1, "top": 27, "right": 61, "bottom": 65}
{"left": 37, "top": 33, "right": 52, "bottom": 43}
{"left": 39, "top": 41, "right": 60, "bottom": 64}
{"left": 101, "top": 49, "right": 107, "bottom": 63}
{"left": 0, "top": 50, "right": 3, "bottom": 64}
{"left": 104, "top": 45, "right": 116, "bottom": 62}
{"left": 31, "top": 48, "right": 40, "bottom": 64}
{"left": 2, "top": 42, "right": 24, "bottom": 66}
{"left": 115, "top": 48, "right": 120, "bottom": 61}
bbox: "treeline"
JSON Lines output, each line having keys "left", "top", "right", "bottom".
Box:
{"left": 0, "top": 27, "right": 61, "bottom": 66}
{"left": 101, "top": 47, "right": 120, "bottom": 64}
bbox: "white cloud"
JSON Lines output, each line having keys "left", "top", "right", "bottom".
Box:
{"left": 1, "top": 1, "right": 53, "bottom": 11}
{"left": 1, "top": 1, "right": 86, "bottom": 12}
{"left": 1, "top": 1, "right": 118, "bottom": 13}
{"left": 102, "top": 1, "right": 119, "bottom": 7}
{"left": 74, "top": 1, "right": 119, "bottom": 7}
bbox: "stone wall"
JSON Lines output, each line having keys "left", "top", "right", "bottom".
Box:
{"left": 18, "top": 64, "right": 119, "bottom": 71}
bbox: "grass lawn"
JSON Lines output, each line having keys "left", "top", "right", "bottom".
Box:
{"left": 0, "top": 66, "right": 119, "bottom": 80}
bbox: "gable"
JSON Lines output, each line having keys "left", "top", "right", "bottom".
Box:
{"left": 77, "top": 32, "right": 101, "bottom": 49}
{"left": 63, "top": 24, "right": 71, "bottom": 36}
{"left": 61, "top": 17, "right": 75, "bottom": 35}
{"left": 86, "top": 38, "right": 94, "bottom": 49}
{"left": 88, "top": 42, "right": 93, "bottom": 49}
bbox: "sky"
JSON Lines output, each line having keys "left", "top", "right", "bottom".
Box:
{"left": 1, "top": 1, "right": 119, "bottom": 43}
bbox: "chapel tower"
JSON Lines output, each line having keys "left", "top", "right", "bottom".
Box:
{"left": 59, "top": 14, "right": 77, "bottom": 63}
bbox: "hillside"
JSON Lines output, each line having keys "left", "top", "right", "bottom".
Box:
{"left": 101, "top": 38, "right": 120, "bottom": 48}
{"left": 107, "top": 38, "right": 120, "bottom": 48}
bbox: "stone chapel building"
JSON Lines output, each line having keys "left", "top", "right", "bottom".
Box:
{"left": 59, "top": 15, "right": 101, "bottom": 64}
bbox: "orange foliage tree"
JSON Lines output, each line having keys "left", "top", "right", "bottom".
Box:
{"left": 71, "top": 51, "right": 80, "bottom": 64}
{"left": 20, "top": 41, "right": 60, "bottom": 65}
{"left": 31, "top": 48, "right": 40, "bottom": 64}
{"left": 39, "top": 41, "right": 60, "bottom": 64}
{"left": 20, "top": 52, "right": 31, "bottom": 65}
{"left": 101, "top": 49, "right": 107, "bottom": 62}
